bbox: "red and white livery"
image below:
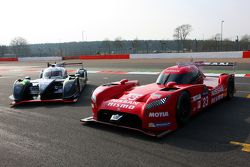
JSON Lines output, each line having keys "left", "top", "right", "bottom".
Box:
{"left": 81, "top": 62, "right": 235, "bottom": 137}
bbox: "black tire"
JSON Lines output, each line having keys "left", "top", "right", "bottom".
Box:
{"left": 176, "top": 91, "right": 191, "bottom": 126}
{"left": 77, "top": 78, "right": 81, "bottom": 92}
{"left": 226, "top": 76, "right": 234, "bottom": 100}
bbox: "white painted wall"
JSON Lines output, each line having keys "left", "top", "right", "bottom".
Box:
{"left": 18, "top": 57, "right": 62, "bottom": 61}
{"left": 130, "top": 51, "right": 243, "bottom": 59}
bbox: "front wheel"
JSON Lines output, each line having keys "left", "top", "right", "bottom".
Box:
{"left": 176, "top": 91, "right": 191, "bottom": 126}
{"left": 226, "top": 76, "right": 235, "bottom": 100}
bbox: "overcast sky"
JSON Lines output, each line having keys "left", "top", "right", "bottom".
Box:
{"left": 0, "top": 0, "right": 249, "bottom": 44}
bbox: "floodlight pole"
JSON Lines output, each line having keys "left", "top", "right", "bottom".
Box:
{"left": 220, "top": 20, "right": 224, "bottom": 51}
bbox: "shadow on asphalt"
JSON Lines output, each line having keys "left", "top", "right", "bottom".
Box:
{"left": 83, "top": 96, "right": 250, "bottom": 153}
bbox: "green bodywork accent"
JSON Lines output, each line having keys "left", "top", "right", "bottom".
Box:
{"left": 21, "top": 79, "right": 30, "bottom": 85}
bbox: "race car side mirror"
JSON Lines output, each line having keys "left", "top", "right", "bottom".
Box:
{"left": 25, "top": 76, "right": 31, "bottom": 80}
{"left": 120, "top": 79, "right": 128, "bottom": 84}
{"left": 166, "top": 81, "right": 176, "bottom": 88}
{"left": 39, "top": 70, "right": 43, "bottom": 78}
{"left": 40, "top": 73, "right": 43, "bottom": 78}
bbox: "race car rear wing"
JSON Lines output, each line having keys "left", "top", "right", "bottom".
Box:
{"left": 194, "top": 61, "right": 235, "bottom": 67}
{"left": 177, "top": 61, "right": 236, "bottom": 73}
{"left": 47, "top": 62, "right": 84, "bottom": 68}
{"left": 194, "top": 61, "right": 236, "bottom": 73}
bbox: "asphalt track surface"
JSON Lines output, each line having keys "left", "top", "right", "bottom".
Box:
{"left": 0, "top": 60, "right": 250, "bottom": 167}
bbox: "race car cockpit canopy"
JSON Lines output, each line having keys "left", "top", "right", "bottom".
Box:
{"left": 42, "top": 67, "right": 67, "bottom": 79}
{"left": 156, "top": 65, "right": 204, "bottom": 85}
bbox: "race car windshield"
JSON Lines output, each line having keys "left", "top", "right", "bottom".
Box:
{"left": 43, "top": 70, "right": 63, "bottom": 79}
{"left": 156, "top": 72, "right": 194, "bottom": 85}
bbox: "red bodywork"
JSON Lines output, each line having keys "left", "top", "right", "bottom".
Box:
{"left": 82, "top": 64, "right": 234, "bottom": 137}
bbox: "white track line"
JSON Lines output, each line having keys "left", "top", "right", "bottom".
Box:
{"left": 87, "top": 71, "right": 249, "bottom": 78}
{"left": 127, "top": 72, "right": 159, "bottom": 75}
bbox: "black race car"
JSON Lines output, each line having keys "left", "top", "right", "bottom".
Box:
{"left": 10, "top": 62, "right": 88, "bottom": 105}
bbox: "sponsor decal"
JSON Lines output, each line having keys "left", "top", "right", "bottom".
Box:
{"left": 148, "top": 122, "right": 171, "bottom": 128}
{"left": 151, "top": 93, "right": 162, "bottom": 99}
{"left": 121, "top": 93, "right": 143, "bottom": 101}
{"left": 110, "top": 114, "right": 123, "bottom": 121}
{"left": 211, "top": 94, "right": 224, "bottom": 104}
{"left": 202, "top": 96, "right": 209, "bottom": 108}
{"left": 192, "top": 94, "right": 201, "bottom": 102}
{"left": 204, "top": 62, "right": 234, "bottom": 66}
{"left": 211, "top": 85, "right": 224, "bottom": 96}
{"left": 197, "top": 100, "right": 201, "bottom": 109}
{"left": 148, "top": 112, "right": 169, "bottom": 118}
{"left": 110, "top": 99, "right": 139, "bottom": 105}
{"left": 107, "top": 99, "right": 139, "bottom": 110}
{"left": 107, "top": 102, "right": 136, "bottom": 109}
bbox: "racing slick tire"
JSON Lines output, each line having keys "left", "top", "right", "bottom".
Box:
{"left": 176, "top": 91, "right": 191, "bottom": 126}
{"left": 226, "top": 76, "right": 234, "bottom": 100}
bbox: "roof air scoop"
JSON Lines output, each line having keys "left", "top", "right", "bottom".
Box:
{"left": 166, "top": 81, "right": 176, "bottom": 88}
{"left": 120, "top": 79, "right": 128, "bottom": 84}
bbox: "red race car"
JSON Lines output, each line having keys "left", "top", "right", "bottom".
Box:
{"left": 81, "top": 62, "right": 235, "bottom": 137}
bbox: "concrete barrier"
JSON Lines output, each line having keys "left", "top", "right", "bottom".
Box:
{"left": 18, "top": 57, "right": 62, "bottom": 62}
{"left": 130, "top": 51, "right": 243, "bottom": 59}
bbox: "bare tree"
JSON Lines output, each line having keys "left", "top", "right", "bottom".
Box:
{"left": 160, "top": 40, "right": 166, "bottom": 52}
{"left": 173, "top": 24, "right": 192, "bottom": 51}
{"left": 0, "top": 45, "right": 8, "bottom": 56}
{"left": 102, "top": 38, "right": 111, "bottom": 54}
{"left": 240, "top": 34, "right": 250, "bottom": 50}
{"left": 132, "top": 38, "right": 140, "bottom": 53}
{"left": 208, "top": 33, "right": 221, "bottom": 51}
{"left": 213, "top": 33, "right": 221, "bottom": 41}
{"left": 240, "top": 34, "right": 250, "bottom": 42}
{"left": 114, "top": 37, "right": 123, "bottom": 53}
{"left": 10, "top": 37, "right": 30, "bottom": 57}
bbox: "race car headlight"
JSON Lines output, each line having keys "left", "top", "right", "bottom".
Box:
{"left": 91, "top": 93, "right": 96, "bottom": 103}
{"left": 145, "top": 96, "right": 170, "bottom": 110}
{"left": 91, "top": 87, "right": 104, "bottom": 104}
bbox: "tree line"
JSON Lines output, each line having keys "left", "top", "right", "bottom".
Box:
{"left": 1, "top": 25, "right": 250, "bottom": 57}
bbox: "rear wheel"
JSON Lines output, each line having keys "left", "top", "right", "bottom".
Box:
{"left": 226, "top": 76, "right": 234, "bottom": 100}
{"left": 176, "top": 91, "right": 191, "bottom": 126}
